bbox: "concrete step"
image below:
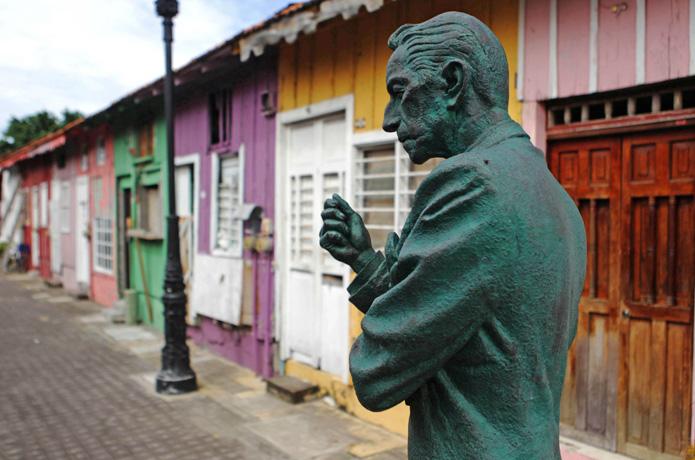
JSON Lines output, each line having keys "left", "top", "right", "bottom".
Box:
{"left": 266, "top": 375, "right": 320, "bottom": 404}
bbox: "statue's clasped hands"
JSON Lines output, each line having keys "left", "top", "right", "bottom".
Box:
{"left": 320, "top": 194, "right": 376, "bottom": 273}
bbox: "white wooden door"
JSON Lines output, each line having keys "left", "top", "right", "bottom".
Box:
{"left": 50, "top": 180, "right": 61, "bottom": 274}
{"left": 31, "top": 186, "right": 40, "bottom": 268}
{"left": 175, "top": 164, "right": 194, "bottom": 321}
{"left": 75, "top": 176, "right": 90, "bottom": 287}
{"left": 282, "top": 113, "right": 350, "bottom": 379}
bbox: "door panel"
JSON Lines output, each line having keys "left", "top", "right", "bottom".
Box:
{"left": 282, "top": 112, "right": 350, "bottom": 380}
{"left": 550, "top": 138, "right": 622, "bottom": 450}
{"left": 175, "top": 164, "right": 194, "bottom": 322}
{"left": 50, "top": 180, "right": 61, "bottom": 275}
{"left": 619, "top": 131, "right": 693, "bottom": 460}
{"left": 75, "top": 177, "right": 90, "bottom": 287}
{"left": 552, "top": 129, "right": 693, "bottom": 459}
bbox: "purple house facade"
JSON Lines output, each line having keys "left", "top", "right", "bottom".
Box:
{"left": 175, "top": 50, "right": 277, "bottom": 378}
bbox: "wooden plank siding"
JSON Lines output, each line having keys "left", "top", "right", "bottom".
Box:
{"left": 523, "top": 0, "right": 695, "bottom": 104}
{"left": 175, "top": 53, "right": 277, "bottom": 378}
{"left": 278, "top": 0, "right": 522, "bottom": 127}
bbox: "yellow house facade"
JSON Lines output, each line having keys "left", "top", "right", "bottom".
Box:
{"left": 261, "top": 0, "right": 521, "bottom": 436}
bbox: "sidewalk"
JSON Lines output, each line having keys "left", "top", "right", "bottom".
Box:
{"left": 0, "top": 272, "right": 632, "bottom": 459}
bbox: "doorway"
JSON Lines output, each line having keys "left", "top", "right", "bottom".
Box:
{"left": 117, "top": 185, "right": 132, "bottom": 293}
{"left": 175, "top": 161, "right": 195, "bottom": 321}
{"left": 74, "top": 176, "right": 90, "bottom": 292}
{"left": 278, "top": 105, "right": 351, "bottom": 381}
{"left": 550, "top": 128, "right": 694, "bottom": 460}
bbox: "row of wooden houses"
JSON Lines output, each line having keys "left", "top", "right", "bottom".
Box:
{"left": 1, "top": 1, "right": 693, "bottom": 458}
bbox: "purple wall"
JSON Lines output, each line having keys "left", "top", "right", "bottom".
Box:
{"left": 176, "top": 53, "right": 277, "bottom": 378}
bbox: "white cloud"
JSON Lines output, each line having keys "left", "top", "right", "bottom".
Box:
{"left": 0, "top": 0, "right": 290, "bottom": 130}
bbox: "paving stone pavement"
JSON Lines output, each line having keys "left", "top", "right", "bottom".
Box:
{"left": 0, "top": 273, "right": 631, "bottom": 460}
{"left": 0, "top": 274, "right": 407, "bottom": 460}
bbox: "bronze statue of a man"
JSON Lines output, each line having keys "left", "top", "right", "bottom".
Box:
{"left": 320, "top": 12, "right": 586, "bottom": 459}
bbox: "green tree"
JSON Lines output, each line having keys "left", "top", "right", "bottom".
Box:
{"left": 0, "top": 109, "right": 84, "bottom": 155}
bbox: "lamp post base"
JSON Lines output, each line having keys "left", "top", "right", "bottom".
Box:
{"left": 155, "top": 370, "right": 197, "bottom": 395}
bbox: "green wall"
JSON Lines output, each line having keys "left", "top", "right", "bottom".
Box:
{"left": 113, "top": 114, "right": 169, "bottom": 331}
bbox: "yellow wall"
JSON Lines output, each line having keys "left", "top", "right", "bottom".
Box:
{"left": 280, "top": 0, "right": 520, "bottom": 437}
{"left": 278, "top": 0, "right": 521, "bottom": 127}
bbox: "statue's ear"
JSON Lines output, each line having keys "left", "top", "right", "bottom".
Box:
{"left": 441, "top": 60, "right": 467, "bottom": 109}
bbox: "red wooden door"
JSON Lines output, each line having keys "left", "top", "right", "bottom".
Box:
{"left": 551, "top": 129, "right": 694, "bottom": 459}
{"left": 38, "top": 228, "right": 51, "bottom": 279}
{"left": 618, "top": 130, "right": 693, "bottom": 460}
{"left": 550, "top": 137, "right": 622, "bottom": 450}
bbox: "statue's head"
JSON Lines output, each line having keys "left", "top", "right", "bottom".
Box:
{"left": 383, "top": 12, "right": 509, "bottom": 163}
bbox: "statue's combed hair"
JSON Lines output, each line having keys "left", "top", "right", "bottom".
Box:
{"left": 387, "top": 12, "right": 509, "bottom": 110}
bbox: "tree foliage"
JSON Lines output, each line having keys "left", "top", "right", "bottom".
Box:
{"left": 0, "top": 109, "right": 84, "bottom": 155}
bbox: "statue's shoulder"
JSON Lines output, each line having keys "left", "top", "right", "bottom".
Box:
{"left": 414, "top": 153, "right": 494, "bottom": 207}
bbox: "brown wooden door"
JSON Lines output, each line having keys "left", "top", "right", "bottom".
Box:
{"left": 551, "top": 129, "right": 694, "bottom": 459}
{"left": 618, "top": 130, "right": 693, "bottom": 460}
{"left": 550, "top": 137, "right": 622, "bottom": 450}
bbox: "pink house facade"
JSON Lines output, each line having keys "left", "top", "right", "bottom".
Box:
{"left": 520, "top": 2, "right": 695, "bottom": 459}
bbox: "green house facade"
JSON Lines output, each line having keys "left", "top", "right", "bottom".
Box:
{"left": 113, "top": 112, "right": 169, "bottom": 331}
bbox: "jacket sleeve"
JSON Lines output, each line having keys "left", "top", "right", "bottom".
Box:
{"left": 349, "top": 164, "right": 512, "bottom": 412}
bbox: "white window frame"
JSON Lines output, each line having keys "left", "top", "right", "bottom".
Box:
{"left": 96, "top": 137, "right": 106, "bottom": 166}
{"left": 60, "top": 181, "right": 71, "bottom": 233}
{"left": 174, "top": 154, "right": 200, "bottom": 258}
{"left": 80, "top": 144, "right": 89, "bottom": 172}
{"left": 352, "top": 130, "right": 441, "bottom": 246}
{"left": 209, "top": 144, "right": 245, "bottom": 258}
{"left": 92, "top": 215, "right": 114, "bottom": 274}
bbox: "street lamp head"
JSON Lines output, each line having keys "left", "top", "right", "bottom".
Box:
{"left": 155, "top": 0, "right": 178, "bottom": 19}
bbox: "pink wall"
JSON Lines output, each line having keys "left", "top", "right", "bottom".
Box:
{"left": 86, "top": 124, "right": 118, "bottom": 307}
{"left": 597, "top": 0, "right": 637, "bottom": 91}
{"left": 523, "top": 0, "right": 694, "bottom": 102}
{"left": 557, "top": 0, "right": 590, "bottom": 97}
{"left": 523, "top": 0, "right": 550, "bottom": 101}
{"left": 52, "top": 145, "right": 79, "bottom": 293}
{"left": 645, "top": 0, "right": 690, "bottom": 83}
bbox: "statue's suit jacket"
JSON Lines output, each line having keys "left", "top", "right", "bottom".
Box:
{"left": 348, "top": 118, "right": 587, "bottom": 459}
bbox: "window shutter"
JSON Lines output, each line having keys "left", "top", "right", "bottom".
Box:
{"left": 290, "top": 173, "right": 314, "bottom": 267}
{"left": 216, "top": 154, "right": 243, "bottom": 254}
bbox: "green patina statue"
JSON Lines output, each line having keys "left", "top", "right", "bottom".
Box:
{"left": 320, "top": 11, "right": 586, "bottom": 460}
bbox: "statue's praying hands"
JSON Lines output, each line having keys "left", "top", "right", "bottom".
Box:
{"left": 319, "top": 193, "right": 376, "bottom": 273}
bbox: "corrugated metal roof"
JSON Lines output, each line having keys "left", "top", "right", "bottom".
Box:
{"left": 239, "top": 0, "right": 387, "bottom": 61}
{"left": 0, "top": 118, "right": 84, "bottom": 169}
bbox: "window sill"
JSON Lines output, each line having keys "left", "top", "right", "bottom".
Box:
{"left": 127, "top": 229, "right": 163, "bottom": 241}
{"left": 208, "top": 143, "right": 233, "bottom": 155}
{"left": 132, "top": 156, "right": 153, "bottom": 165}
{"left": 210, "top": 248, "right": 243, "bottom": 259}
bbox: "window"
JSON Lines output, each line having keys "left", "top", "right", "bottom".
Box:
{"left": 137, "top": 122, "right": 154, "bottom": 157}
{"left": 209, "top": 89, "right": 232, "bottom": 147}
{"left": 96, "top": 137, "right": 106, "bottom": 165}
{"left": 80, "top": 143, "right": 88, "bottom": 171}
{"left": 212, "top": 150, "right": 243, "bottom": 255}
{"left": 92, "top": 177, "right": 103, "bottom": 210}
{"left": 354, "top": 143, "right": 441, "bottom": 249}
{"left": 93, "top": 216, "right": 114, "bottom": 273}
{"left": 137, "top": 184, "right": 163, "bottom": 237}
{"left": 60, "top": 181, "right": 71, "bottom": 233}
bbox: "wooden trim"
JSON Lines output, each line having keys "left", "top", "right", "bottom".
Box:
{"left": 547, "top": 109, "right": 695, "bottom": 140}
{"left": 517, "top": 0, "right": 525, "bottom": 101}
{"left": 635, "top": 0, "right": 645, "bottom": 85}
{"left": 588, "top": 0, "right": 598, "bottom": 93}
{"left": 548, "top": 0, "right": 558, "bottom": 98}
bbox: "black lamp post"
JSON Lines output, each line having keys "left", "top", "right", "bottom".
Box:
{"left": 154, "top": 0, "right": 197, "bottom": 394}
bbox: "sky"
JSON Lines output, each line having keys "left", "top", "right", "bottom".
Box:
{"left": 0, "top": 0, "right": 292, "bottom": 132}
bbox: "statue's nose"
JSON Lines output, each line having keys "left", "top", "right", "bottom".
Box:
{"left": 382, "top": 107, "right": 399, "bottom": 133}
